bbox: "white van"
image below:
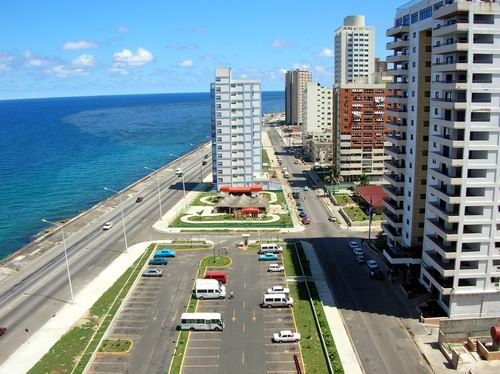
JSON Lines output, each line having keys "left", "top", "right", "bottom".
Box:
{"left": 284, "top": 171, "right": 290, "bottom": 178}
{"left": 194, "top": 279, "right": 226, "bottom": 300}
{"left": 260, "top": 293, "right": 294, "bottom": 308}
{"left": 259, "top": 243, "right": 283, "bottom": 254}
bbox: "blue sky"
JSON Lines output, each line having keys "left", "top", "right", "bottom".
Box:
{"left": 0, "top": 0, "right": 404, "bottom": 99}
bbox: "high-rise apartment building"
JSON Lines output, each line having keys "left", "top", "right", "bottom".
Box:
{"left": 285, "top": 69, "right": 312, "bottom": 125}
{"left": 211, "top": 67, "right": 263, "bottom": 190}
{"left": 333, "top": 84, "right": 389, "bottom": 182}
{"left": 384, "top": 0, "right": 500, "bottom": 318}
{"left": 334, "top": 15, "right": 376, "bottom": 85}
{"left": 302, "top": 82, "right": 334, "bottom": 163}
{"left": 375, "top": 57, "right": 388, "bottom": 74}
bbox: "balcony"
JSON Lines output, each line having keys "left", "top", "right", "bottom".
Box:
{"left": 422, "top": 251, "right": 456, "bottom": 277}
{"left": 386, "top": 107, "right": 408, "bottom": 117}
{"left": 429, "top": 168, "right": 462, "bottom": 185}
{"left": 421, "top": 266, "right": 453, "bottom": 295}
{"left": 425, "top": 235, "right": 457, "bottom": 260}
{"left": 428, "top": 184, "right": 461, "bottom": 204}
{"left": 426, "top": 218, "right": 458, "bottom": 242}
{"left": 432, "top": 61, "right": 468, "bottom": 72}
{"left": 431, "top": 97, "right": 467, "bottom": 110}
{"left": 387, "top": 95, "right": 408, "bottom": 105}
{"left": 384, "top": 198, "right": 403, "bottom": 215}
{"left": 432, "top": 79, "right": 467, "bottom": 91}
{"left": 430, "top": 134, "right": 465, "bottom": 148}
{"left": 384, "top": 159, "right": 405, "bottom": 174}
{"left": 385, "top": 146, "right": 405, "bottom": 159}
{"left": 384, "top": 185, "right": 404, "bottom": 201}
{"left": 430, "top": 151, "right": 464, "bottom": 167}
{"left": 386, "top": 39, "right": 409, "bottom": 50}
{"left": 433, "top": 1, "right": 470, "bottom": 19}
{"left": 433, "top": 40, "right": 468, "bottom": 55}
{"left": 382, "top": 223, "right": 402, "bottom": 242}
{"left": 432, "top": 117, "right": 466, "bottom": 129}
{"left": 383, "top": 245, "right": 421, "bottom": 266}
{"left": 383, "top": 210, "right": 403, "bottom": 228}
{"left": 386, "top": 53, "right": 409, "bottom": 64}
{"left": 386, "top": 24, "right": 409, "bottom": 37}
{"left": 386, "top": 121, "right": 407, "bottom": 133}
{"left": 426, "top": 201, "right": 460, "bottom": 223}
{"left": 385, "top": 134, "right": 406, "bottom": 147}
{"left": 433, "top": 20, "right": 469, "bottom": 37}
{"left": 386, "top": 68, "right": 409, "bottom": 76}
{"left": 387, "top": 81, "right": 409, "bottom": 90}
{"left": 384, "top": 173, "right": 405, "bottom": 187}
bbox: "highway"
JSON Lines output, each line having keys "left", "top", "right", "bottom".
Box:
{"left": 0, "top": 144, "right": 213, "bottom": 365}
{"left": 267, "top": 127, "right": 431, "bottom": 374}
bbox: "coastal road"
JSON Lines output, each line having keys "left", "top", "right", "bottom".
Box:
{"left": 268, "top": 127, "right": 431, "bottom": 374}
{"left": 0, "top": 144, "right": 213, "bottom": 365}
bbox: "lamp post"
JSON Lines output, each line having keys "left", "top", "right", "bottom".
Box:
{"left": 169, "top": 153, "right": 186, "bottom": 201}
{"left": 104, "top": 187, "right": 128, "bottom": 252}
{"left": 41, "top": 219, "right": 74, "bottom": 304}
{"left": 144, "top": 166, "right": 163, "bottom": 218}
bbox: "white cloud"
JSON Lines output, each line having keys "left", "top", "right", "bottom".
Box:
{"left": 118, "top": 26, "right": 129, "bottom": 33}
{"left": 50, "top": 65, "right": 86, "bottom": 78}
{"left": 0, "top": 53, "right": 13, "bottom": 72}
{"left": 62, "top": 40, "right": 98, "bottom": 51}
{"left": 71, "top": 54, "right": 95, "bottom": 67}
{"left": 178, "top": 59, "right": 193, "bottom": 68}
{"left": 271, "top": 38, "right": 290, "bottom": 49}
{"left": 167, "top": 43, "right": 199, "bottom": 50}
{"left": 279, "top": 68, "right": 287, "bottom": 75}
{"left": 24, "top": 50, "right": 53, "bottom": 68}
{"left": 320, "top": 48, "right": 334, "bottom": 57}
{"left": 112, "top": 47, "right": 153, "bottom": 67}
{"left": 292, "top": 63, "right": 309, "bottom": 70}
{"left": 108, "top": 66, "right": 129, "bottom": 75}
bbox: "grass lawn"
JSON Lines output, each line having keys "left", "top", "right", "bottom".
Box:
{"left": 282, "top": 243, "right": 303, "bottom": 277}
{"left": 171, "top": 212, "right": 293, "bottom": 228}
{"left": 197, "top": 255, "right": 231, "bottom": 277}
{"left": 343, "top": 206, "right": 381, "bottom": 222}
{"left": 29, "top": 244, "right": 156, "bottom": 374}
{"left": 289, "top": 283, "right": 330, "bottom": 374}
{"left": 156, "top": 243, "right": 209, "bottom": 251}
{"left": 98, "top": 339, "right": 132, "bottom": 353}
{"left": 262, "top": 149, "right": 271, "bottom": 171}
{"left": 191, "top": 192, "right": 217, "bottom": 206}
{"left": 333, "top": 194, "right": 354, "bottom": 206}
{"left": 268, "top": 190, "right": 288, "bottom": 209}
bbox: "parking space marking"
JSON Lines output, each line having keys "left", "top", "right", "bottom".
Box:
{"left": 242, "top": 352, "right": 245, "bottom": 365}
{"left": 266, "top": 371, "right": 297, "bottom": 373}
{"left": 89, "top": 361, "right": 127, "bottom": 365}
{"left": 171, "top": 308, "right": 178, "bottom": 322}
{"left": 185, "top": 355, "right": 220, "bottom": 359}
{"left": 242, "top": 322, "right": 245, "bottom": 333}
{"left": 266, "top": 360, "right": 295, "bottom": 364}
{"left": 264, "top": 342, "right": 299, "bottom": 346}
{"left": 187, "top": 346, "right": 221, "bottom": 350}
{"left": 182, "top": 364, "right": 218, "bottom": 368}
{"left": 188, "top": 338, "right": 221, "bottom": 342}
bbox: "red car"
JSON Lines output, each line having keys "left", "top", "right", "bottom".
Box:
{"left": 0, "top": 326, "right": 7, "bottom": 337}
{"left": 301, "top": 216, "right": 311, "bottom": 225}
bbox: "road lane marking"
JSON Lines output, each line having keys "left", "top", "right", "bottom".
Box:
{"left": 252, "top": 309, "right": 256, "bottom": 321}
{"left": 242, "top": 300, "right": 246, "bottom": 309}
{"left": 184, "top": 355, "right": 220, "bottom": 359}
{"left": 182, "top": 364, "right": 218, "bottom": 368}
{"left": 242, "top": 323, "right": 245, "bottom": 333}
{"left": 232, "top": 308, "right": 236, "bottom": 322}
{"left": 153, "top": 310, "right": 159, "bottom": 321}
{"left": 242, "top": 352, "right": 245, "bottom": 365}
{"left": 243, "top": 282, "right": 246, "bottom": 289}
{"left": 171, "top": 308, "right": 178, "bottom": 322}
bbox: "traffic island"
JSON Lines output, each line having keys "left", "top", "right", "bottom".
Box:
{"left": 98, "top": 339, "right": 133, "bottom": 354}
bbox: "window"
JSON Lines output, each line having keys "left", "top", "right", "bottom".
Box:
{"left": 411, "top": 12, "right": 418, "bottom": 24}
{"left": 420, "top": 7, "right": 432, "bottom": 21}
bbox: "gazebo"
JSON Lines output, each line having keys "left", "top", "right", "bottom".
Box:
{"left": 214, "top": 194, "right": 269, "bottom": 214}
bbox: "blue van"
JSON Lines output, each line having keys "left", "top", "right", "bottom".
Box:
{"left": 154, "top": 249, "right": 176, "bottom": 258}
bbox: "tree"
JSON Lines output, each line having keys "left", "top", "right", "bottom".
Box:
{"left": 359, "top": 173, "right": 369, "bottom": 186}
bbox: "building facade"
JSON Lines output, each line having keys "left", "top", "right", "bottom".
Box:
{"left": 385, "top": 0, "right": 500, "bottom": 318}
{"left": 334, "top": 15, "right": 376, "bottom": 85}
{"left": 302, "top": 82, "right": 334, "bottom": 163}
{"left": 285, "top": 69, "right": 312, "bottom": 126}
{"left": 333, "top": 84, "right": 389, "bottom": 183}
{"left": 211, "top": 68, "right": 264, "bottom": 190}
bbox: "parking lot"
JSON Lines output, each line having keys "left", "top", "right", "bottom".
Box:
{"left": 180, "top": 245, "right": 303, "bottom": 374}
{"left": 87, "top": 250, "right": 202, "bottom": 374}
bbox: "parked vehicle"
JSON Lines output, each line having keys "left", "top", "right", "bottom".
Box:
{"left": 259, "top": 243, "right": 283, "bottom": 254}
{"left": 102, "top": 222, "right": 113, "bottom": 230}
{"left": 370, "top": 270, "right": 384, "bottom": 280}
{"left": 352, "top": 247, "right": 364, "bottom": 256}
{"left": 268, "top": 264, "right": 285, "bottom": 272}
{"left": 194, "top": 279, "right": 226, "bottom": 299}
{"left": 202, "top": 160, "right": 208, "bottom": 166}
{"left": 179, "top": 312, "right": 224, "bottom": 331}
{"left": 0, "top": 326, "right": 6, "bottom": 337}
{"left": 142, "top": 269, "right": 162, "bottom": 277}
{"left": 259, "top": 253, "right": 278, "bottom": 261}
{"left": 367, "top": 260, "right": 379, "bottom": 270}
{"left": 135, "top": 196, "right": 144, "bottom": 203}
{"left": 328, "top": 216, "right": 337, "bottom": 222}
{"left": 299, "top": 211, "right": 308, "bottom": 218}
{"left": 348, "top": 241, "right": 360, "bottom": 249}
{"left": 149, "top": 257, "right": 168, "bottom": 265}
{"left": 154, "top": 249, "right": 176, "bottom": 258}
{"left": 355, "top": 255, "right": 366, "bottom": 264}
{"left": 267, "top": 285, "right": 290, "bottom": 295}
{"left": 292, "top": 188, "right": 300, "bottom": 199}
{"left": 205, "top": 271, "right": 227, "bottom": 284}
{"left": 284, "top": 171, "right": 290, "bottom": 178}
{"left": 304, "top": 186, "right": 309, "bottom": 191}
{"left": 273, "top": 330, "right": 301, "bottom": 343}
{"left": 175, "top": 168, "right": 183, "bottom": 176}
{"left": 261, "top": 293, "right": 294, "bottom": 308}
{"left": 301, "top": 216, "right": 311, "bottom": 225}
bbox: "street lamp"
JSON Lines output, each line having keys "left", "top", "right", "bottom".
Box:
{"left": 41, "top": 219, "right": 74, "bottom": 304}
{"left": 169, "top": 153, "right": 187, "bottom": 201}
{"left": 144, "top": 166, "right": 163, "bottom": 218}
{"left": 104, "top": 187, "right": 128, "bottom": 252}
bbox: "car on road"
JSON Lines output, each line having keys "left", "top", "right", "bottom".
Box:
{"left": 348, "top": 241, "right": 360, "bottom": 249}
{"left": 273, "top": 330, "right": 301, "bottom": 343}
{"left": 135, "top": 196, "right": 144, "bottom": 203}
{"left": 355, "top": 255, "right": 366, "bottom": 264}
{"left": 154, "top": 249, "right": 176, "bottom": 258}
{"left": 301, "top": 216, "right": 311, "bottom": 224}
{"left": 298, "top": 211, "right": 308, "bottom": 218}
{"left": 352, "top": 247, "right": 364, "bottom": 256}
{"left": 367, "top": 260, "right": 379, "bottom": 270}
{"left": 175, "top": 168, "right": 183, "bottom": 176}
{"left": 142, "top": 269, "right": 162, "bottom": 277}
{"left": 294, "top": 159, "right": 299, "bottom": 164}
{"left": 0, "top": 326, "right": 6, "bottom": 337}
{"left": 268, "top": 264, "right": 285, "bottom": 272}
{"left": 267, "top": 285, "right": 290, "bottom": 295}
{"left": 370, "top": 269, "right": 384, "bottom": 280}
{"left": 102, "top": 222, "right": 113, "bottom": 230}
{"left": 259, "top": 253, "right": 278, "bottom": 261}
{"left": 328, "top": 216, "right": 337, "bottom": 222}
{"left": 149, "top": 257, "right": 168, "bottom": 265}
{"left": 304, "top": 186, "right": 309, "bottom": 191}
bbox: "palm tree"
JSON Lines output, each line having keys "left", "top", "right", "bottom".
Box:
{"left": 359, "top": 173, "right": 369, "bottom": 186}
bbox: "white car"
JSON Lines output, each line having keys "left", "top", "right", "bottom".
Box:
{"left": 142, "top": 269, "right": 162, "bottom": 277}
{"left": 175, "top": 168, "right": 183, "bottom": 176}
{"left": 367, "top": 260, "right": 379, "bottom": 270}
{"left": 273, "top": 330, "right": 301, "bottom": 343}
{"left": 348, "top": 241, "right": 360, "bottom": 249}
{"left": 267, "top": 285, "right": 290, "bottom": 295}
{"left": 352, "top": 247, "right": 364, "bottom": 256}
{"left": 268, "top": 264, "right": 285, "bottom": 272}
{"left": 102, "top": 222, "right": 113, "bottom": 230}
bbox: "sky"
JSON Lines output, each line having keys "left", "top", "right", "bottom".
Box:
{"left": 0, "top": 0, "right": 404, "bottom": 99}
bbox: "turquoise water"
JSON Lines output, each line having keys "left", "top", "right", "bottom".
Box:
{"left": 0, "top": 92, "right": 284, "bottom": 258}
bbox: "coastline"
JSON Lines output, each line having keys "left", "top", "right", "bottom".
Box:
{"left": 0, "top": 142, "right": 211, "bottom": 268}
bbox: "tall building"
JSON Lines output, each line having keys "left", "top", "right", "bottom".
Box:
{"left": 374, "top": 57, "right": 388, "bottom": 74}
{"left": 333, "top": 84, "right": 389, "bottom": 183}
{"left": 302, "top": 82, "right": 334, "bottom": 163}
{"left": 211, "top": 67, "right": 263, "bottom": 190}
{"left": 285, "top": 69, "right": 312, "bottom": 126}
{"left": 334, "top": 15, "right": 376, "bottom": 85}
{"left": 384, "top": 0, "right": 500, "bottom": 318}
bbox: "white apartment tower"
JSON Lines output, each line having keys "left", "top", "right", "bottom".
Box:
{"left": 211, "top": 68, "right": 263, "bottom": 190}
{"left": 334, "top": 15, "right": 376, "bottom": 85}
{"left": 302, "top": 82, "right": 334, "bottom": 163}
{"left": 385, "top": 0, "right": 500, "bottom": 318}
{"left": 285, "top": 69, "right": 312, "bottom": 125}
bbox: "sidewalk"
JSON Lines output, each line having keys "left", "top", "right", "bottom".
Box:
{"left": 301, "top": 241, "right": 364, "bottom": 374}
{"left": 0, "top": 240, "right": 158, "bottom": 373}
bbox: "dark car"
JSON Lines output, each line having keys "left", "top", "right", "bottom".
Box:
{"left": 136, "top": 196, "right": 144, "bottom": 203}
{"left": 370, "top": 270, "right": 384, "bottom": 280}
{"left": 0, "top": 327, "right": 6, "bottom": 337}
{"left": 299, "top": 211, "right": 308, "bottom": 218}
{"left": 149, "top": 257, "right": 168, "bottom": 265}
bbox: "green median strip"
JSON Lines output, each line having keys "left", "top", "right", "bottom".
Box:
{"left": 28, "top": 244, "right": 156, "bottom": 374}
{"left": 98, "top": 339, "right": 132, "bottom": 353}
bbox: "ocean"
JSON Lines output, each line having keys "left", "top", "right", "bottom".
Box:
{"left": 0, "top": 92, "right": 284, "bottom": 259}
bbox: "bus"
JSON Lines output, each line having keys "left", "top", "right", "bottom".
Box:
{"left": 179, "top": 312, "right": 225, "bottom": 331}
